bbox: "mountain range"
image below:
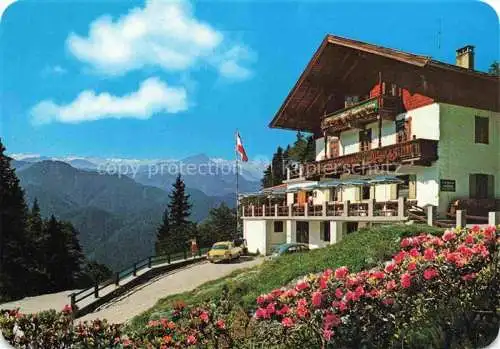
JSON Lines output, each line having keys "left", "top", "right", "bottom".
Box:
{"left": 12, "top": 155, "right": 266, "bottom": 270}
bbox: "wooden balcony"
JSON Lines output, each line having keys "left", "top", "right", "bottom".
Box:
{"left": 304, "top": 138, "right": 438, "bottom": 179}
{"left": 321, "top": 95, "right": 402, "bottom": 133}
{"left": 241, "top": 198, "right": 412, "bottom": 222}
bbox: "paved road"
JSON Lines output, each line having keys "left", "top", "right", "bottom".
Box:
{"left": 1, "top": 257, "right": 263, "bottom": 324}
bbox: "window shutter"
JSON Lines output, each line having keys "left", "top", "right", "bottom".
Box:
{"left": 487, "top": 175, "right": 495, "bottom": 199}
{"left": 409, "top": 176, "right": 417, "bottom": 199}
{"left": 469, "top": 174, "right": 477, "bottom": 198}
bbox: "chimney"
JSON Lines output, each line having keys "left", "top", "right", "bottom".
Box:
{"left": 456, "top": 45, "right": 475, "bottom": 70}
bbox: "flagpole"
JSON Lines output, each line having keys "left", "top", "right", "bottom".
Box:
{"left": 235, "top": 130, "right": 240, "bottom": 238}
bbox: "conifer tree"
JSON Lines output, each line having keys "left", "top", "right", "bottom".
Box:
{"left": 45, "top": 215, "right": 84, "bottom": 291}
{"left": 157, "top": 174, "right": 193, "bottom": 254}
{"left": 155, "top": 207, "right": 171, "bottom": 255}
{"left": 0, "top": 139, "right": 39, "bottom": 299}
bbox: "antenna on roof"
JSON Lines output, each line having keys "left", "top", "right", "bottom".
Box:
{"left": 437, "top": 17, "right": 442, "bottom": 52}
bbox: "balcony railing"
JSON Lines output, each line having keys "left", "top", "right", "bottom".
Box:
{"left": 304, "top": 138, "right": 438, "bottom": 179}
{"left": 321, "top": 95, "right": 402, "bottom": 133}
{"left": 241, "top": 198, "right": 409, "bottom": 220}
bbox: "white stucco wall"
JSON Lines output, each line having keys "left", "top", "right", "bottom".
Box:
{"left": 340, "top": 129, "right": 359, "bottom": 155}
{"left": 243, "top": 220, "right": 267, "bottom": 255}
{"left": 308, "top": 221, "right": 330, "bottom": 249}
{"left": 267, "top": 220, "right": 287, "bottom": 250}
{"left": 286, "top": 220, "right": 296, "bottom": 244}
{"left": 315, "top": 137, "right": 326, "bottom": 161}
{"left": 410, "top": 103, "right": 440, "bottom": 141}
{"left": 437, "top": 103, "right": 500, "bottom": 213}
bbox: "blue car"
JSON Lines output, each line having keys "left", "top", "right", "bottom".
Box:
{"left": 270, "top": 243, "right": 309, "bottom": 259}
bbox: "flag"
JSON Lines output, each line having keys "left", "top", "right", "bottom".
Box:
{"left": 236, "top": 132, "right": 248, "bottom": 162}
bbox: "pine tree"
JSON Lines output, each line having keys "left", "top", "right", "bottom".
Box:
{"left": 26, "top": 199, "right": 50, "bottom": 293}
{"left": 488, "top": 61, "right": 499, "bottom": 76}
{"left": 168, "top": 174, "right": 192, "bottom": 227}
{"left": 0, "top": 139, "right": 39, "bottom": 299}
{"left": 271, "top": 146, "right": 285, "bottom": 186}
{"left": 155, "top": 207, "right": 171, "bottom": 255}
{"left": 160, "top": 174, "right": 192, "bottom": 254}
{"left": 45, "top": 216, "right": 84, "bottom": 291}
{"left": 261, "top": 165, "right": 273, "bottom": 188}
{"left": 198, "top": 203, "right": 237, "bottom": 245}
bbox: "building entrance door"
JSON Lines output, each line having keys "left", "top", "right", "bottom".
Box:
{"left": 296, "top": 221, "right": 309, "bottom": 244}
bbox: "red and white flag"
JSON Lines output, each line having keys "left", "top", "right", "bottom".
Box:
{"left": 236, "top": 132, "right": 248, "bottom": 162}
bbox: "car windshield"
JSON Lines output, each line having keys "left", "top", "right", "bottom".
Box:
{"left": 212, "top": 244, "right": 229, "bottom": 250}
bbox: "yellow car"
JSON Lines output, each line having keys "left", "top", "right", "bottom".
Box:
{"left": 207, "top": 241, "right": 242, "bottom": 263}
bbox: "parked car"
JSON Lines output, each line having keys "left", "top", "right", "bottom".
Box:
{"left": 207, "top": 241, "right": 242, "bottom": 263}
{"left": 270, "top": 243, "right": 310, "bottom": 259}
{"left": 233, "top": 238, "right": 248, "bottom": 255}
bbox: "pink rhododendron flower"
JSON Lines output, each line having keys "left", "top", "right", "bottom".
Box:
{"left": 401, "top": 237, "right": 411, "bottom": 248}
{"left": 394, "top": 251, "right": 408, "bottom": 264}
{"left": 355, "top": 285, "right": 365, "bottom": 298}
{"left": 271, "top": 288, "right": 284, "bottom": 297}
{"left": 471, "top": 225, "right": 480, "bottom": 233}
{"left": 216, "top": 319, "right": 225, "bottom": 330}
{"left": 385, "top": 262, "right": 396, "bottom": 273}
{"left": 335, "top": 266, "right": 349, "bottom": 279}
{"left": 297, "top": 298, "right": 308, "bottom": 308}
{"left": 407, "top": 262, "right": 417, "bottom": 271}
{"left": 281, "top": 317, "right": 294, "bottom": 327}
{"left": 199, "top": 311, "right": 209, "bottom": 323}
{"left": 409, "top": 248, "right": 420, "bottom": 258}
{"left": 312, "top": 291, "right": 323, "bottom": 307}
{"left": 323, "top": 268, "right": 333, "bottom": 278}
{"left": 256, "top": 295, "right": 266, "bottom": 305}
{"left": 266, "top": 302, "right": 276, "bottom": 315}
{"left": 401, "top": 273, "right": 412, "bottom": 288}
{"left": 462, "top": 272, "right": 477, "bottom": 281}
{"left": 386, "top": 279, "right": 397, "bottom": 291}
{"left": 423, "top": 267, "right": 439, "bottom": 280}
{"left": 335, "top": 288, "right": 343, "bottom": 299}
{"left": 442, "top": 230, "right": 456, "bottom": 242}
{"left": 319, "top": 277, "right": 328, "bottom": 289}
{"left": 297, "top": 306, "right": 309, "bottom": 318}
{"left": 423, "top": 248, "right": 436, "bottom": 260}
{"left": 484, "top": 226, "right": 496, "bottom": 240}
{"left": 323, "top": 313, "right": 341, "bottom": 328}
{"left": 62, "top": 304, "right": 72, "bottom": 313}
{"left": 369, "top": 289, "right": 380, "bottom": 298}
{"left": 295, "top": 280, "right": 309, "bottom": 292}
{"left": 277, "top": 305, "right": 290, "bottom": 316}
{"left": 465, "top": 234, "right": 475, "bottom": 245}
{"left": 323, "top": 329, "right": 334, "bottom": 341}
{"left": 255, "top": 307, "right": 269, "bottom": 319}
{"left": 371, "top": 270, "right": 385, "bottom": 280}
{"left": 187, "top": 335, "right": 197, "bottom": 345}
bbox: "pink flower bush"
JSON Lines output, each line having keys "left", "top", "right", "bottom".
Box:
{"left": 253, "top": 226, "right": 498, "bottom": 347}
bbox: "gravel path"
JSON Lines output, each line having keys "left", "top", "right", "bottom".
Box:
{"left": 1, "top": 257, "right": 263, "bottom": 325}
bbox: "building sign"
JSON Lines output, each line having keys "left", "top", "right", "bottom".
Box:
{"left": 440, "top": 179, "right": 456, "bottom": 192}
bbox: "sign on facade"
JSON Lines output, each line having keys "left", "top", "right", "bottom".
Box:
{"left": 440, "top": 179, "right": 456, "bottom": 192}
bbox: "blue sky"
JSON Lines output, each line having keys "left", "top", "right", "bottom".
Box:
{"left": 0, "top": 0, "right": 498, "bottom": 160}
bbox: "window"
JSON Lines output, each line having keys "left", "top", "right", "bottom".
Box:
{"left": 475, "top": 116, "right": 489, "bottom": 144}
{"left": 362, "top": 186, "right": 371, "bottom": 200}
{"left": 274, "top": 221, "right": 284, "bottom": 233}
{"left": 396, "top": 117, "right": 412, "bottom": 143}
{"left": 469, "top": 174, "right": 494, "bottom": 199}
{"left": 330, "top": 188, "right": 341, "bottom": 202}
{"left": 329, "top": 138, "right": 340, "bottom": 158}
{"left": 322, "top": 221, "right": 331, "bottom": 242}
{"left": 397, "top": 175, "right": 416, "bottom": 199}
{"left": 359, "top": 129, "right": 372, "bottom": 151}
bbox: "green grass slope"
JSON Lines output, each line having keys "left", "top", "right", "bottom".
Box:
{"left": 128, "top": 223, "right": 443, "bottom": 330}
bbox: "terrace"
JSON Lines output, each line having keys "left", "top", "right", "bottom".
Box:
{"left": 241, "top": 197, "right": 413, "bottom": 222}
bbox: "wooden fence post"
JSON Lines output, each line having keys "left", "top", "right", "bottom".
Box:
{"left": 343, "top": 200, "right": 350, "bottom": 217}
{"left": 133, "top": 263, "right": 137, "bottom": 276}
{"left": 94, "top": 283, "right": 99, "bottom": 298}
{"left": 397, "top": 197, "right": 406, "bottom": 218}
{"left": 168, "top": 254, "right": 171, "bottom": 264}
{"left": 115, "top": 272, "right": 120, "bottom": 286}
{"left": 148, "top": 256, "right": 152, "bottom": 268}
{"left": 184, "top": 249, "right": 187, "bottom": 260}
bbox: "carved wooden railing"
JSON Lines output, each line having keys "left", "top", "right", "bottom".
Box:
{"left": 304, "top": 138, "right": 438, "bottom": 179}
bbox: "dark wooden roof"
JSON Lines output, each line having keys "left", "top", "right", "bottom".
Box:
{"left": 270, "top": 35, "right": 500, "bottom": 133}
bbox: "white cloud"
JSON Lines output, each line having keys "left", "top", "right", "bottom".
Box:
{"left": 0, "top": 0, "right": 17, "bottom": 22}
{"left": 67, "top": 0, "right": 253, "bottom": 79}
{"left": 30, "top": 77, "right": 187, "bottom": 125}
{"left": 42, "top": 65, "right": 67, "bottom": 76}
